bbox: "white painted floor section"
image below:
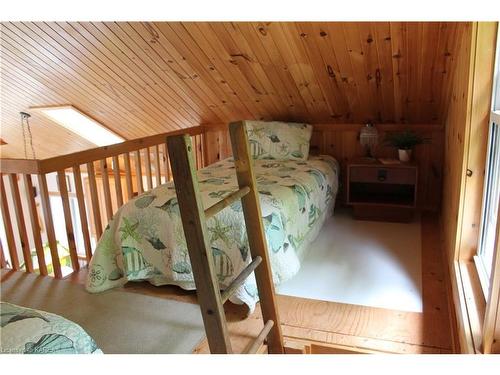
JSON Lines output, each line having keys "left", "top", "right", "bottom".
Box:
{"left": 277, "top": 209, "right": 423, "bottom": 312}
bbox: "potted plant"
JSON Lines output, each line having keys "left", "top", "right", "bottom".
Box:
{"left": 384, "top": 130, "right": 429, "bottom": 162}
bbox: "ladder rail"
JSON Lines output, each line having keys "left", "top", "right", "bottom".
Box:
{"left": 167, "top": 135, "right": 232, "bottom": 354}
{"left": 167, "top": 121, "right": 284, "bottom": 354}
{"left": 205, "top": 186, "right": 250, "bottom": 219}
{"left": 228, "top": 121, "right": 285, "bottom": 354}
{"left": 244, "top": 320, "right": 275, "bottom": 354}
{"left": 220, "top": 256, "right": 262, "bottom": 304}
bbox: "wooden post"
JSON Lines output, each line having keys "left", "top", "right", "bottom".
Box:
{"left": 57, "top": 170, "right": 80, "bottom": 272}
{"left": 8, "top": 174, "right": 33, "bottom": 273}
{"left": 38, "top": 174, "right": 62, "bottom": 278}
{"left": 99, "top": 159, "right": 113, "bottom": 221}
{"left": 73, "top": 165, "right": 93, "bottom": 262}
{"left": 134, "top": 150, "right": 144, "bottom": 194}
{"left": 0, "top": 239, "right": 6, "bottom": 268}
{"left": 123, "top": 153, "right": 134, "bottom": 200}
{"left": 153, "top": 145, "right": 162, "bottom": 187}
{"left": 112, "top": 156, "right": 124, "bottom": 208}
{"left": 163, "top": 143, "right": 171, "bottom": 181}
{"left": 22, "top": 174, "right": 48, "bottom": 275}
{"left": 0, "top": 173, "right": 20, "bottom": 270}
{"left": 229, "top": 120, "right": 285, "bottom": 354}
{"left": 167, "top": 134, "right": 233, "bottom": 354}
{"left": 199, "top": 133, "right": 205, "bottom": 168}
{"left": 87, "top": 162, "right": 103, "bottom": 239}
{"left": 145, "top": 148, "right": 153, "bottom": 191}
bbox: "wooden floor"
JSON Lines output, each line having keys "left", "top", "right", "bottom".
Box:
{"left": 67, "top": 212, "right": 455, "bottom": 354}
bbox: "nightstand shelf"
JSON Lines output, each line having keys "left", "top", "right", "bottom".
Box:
{"left": 347, "top": 159, "right": 418, "bottom": 222}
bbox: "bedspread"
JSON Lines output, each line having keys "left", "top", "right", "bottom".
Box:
{"left": 86, "top": 156, "right": 339, "bottom": 310}
{"left": 0, "top": 302, "right": 102, "bottom": 354}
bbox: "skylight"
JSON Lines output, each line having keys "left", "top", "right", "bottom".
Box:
{"left": 36, "top": 106, "right": 125, "bottom": 147}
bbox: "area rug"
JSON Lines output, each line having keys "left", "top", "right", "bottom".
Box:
{"left": 1, "top": 270, "right": 205, "bottom": 353}
{"left": 277, "top": 209, "right": 423, "bottom": 312}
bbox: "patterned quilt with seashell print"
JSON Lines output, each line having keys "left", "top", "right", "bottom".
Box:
{"left": 0, "top": 302, "right": 102, "bottom": 354}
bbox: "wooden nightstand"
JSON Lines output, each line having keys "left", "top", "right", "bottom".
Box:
{"left": 346, "top": 158, "right": 418, "bottom": 222}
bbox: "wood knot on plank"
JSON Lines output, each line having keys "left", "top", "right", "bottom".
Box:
{"left": 367, "top": 35, "right": 373, "bottom": 43}
{"left": 327, "top": 65, "right": 336, "bottom": 78}
{"left": 144, "top": 22, "right": 160, "bottom": 44}
{"left": 251, "top": 85, "right": 263, "bottom": 95}
{"left": 230, "top": 53, "right": 252, "bottom": 62}
{"left": 319, "top": 30, "right": 327, "bottom": 37}
{"left": 375, "top": 68, "right": 382, "bottom": 88}
{"left": 258, "top": 26, "right": 267, "bottom": 36}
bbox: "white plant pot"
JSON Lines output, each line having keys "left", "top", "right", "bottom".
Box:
{"left": 398, "top": 149, "right": 412, "bottom": 162}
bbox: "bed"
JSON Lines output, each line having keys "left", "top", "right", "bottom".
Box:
{"left": 1, "top": 270, "right": 206, "bottom": 354}
{"left": 86, "top": 154, "right": 339, "bottom": 310}
{"left": 1, "top": 302, "right": 102, "bottom": 354}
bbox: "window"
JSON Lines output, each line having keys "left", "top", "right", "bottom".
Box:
{"left": 476, "top": 112, "right": 500, "bottom": 295}
{"left": 476, "top": 29, "right": 500, "bottom": 297}
{"left": 35, "top": 105, "right": 124, "bottom": 147}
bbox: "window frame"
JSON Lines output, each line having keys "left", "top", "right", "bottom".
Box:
{"left": 475, "top": 25, "right": 500, "bottom": 298}
{"left": 475, "top": 110, "right": 500, "bottom": 297}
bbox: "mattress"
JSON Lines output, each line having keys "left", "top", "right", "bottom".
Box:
{"left": 86, "top": 155, "right": 339, "bottom": 310}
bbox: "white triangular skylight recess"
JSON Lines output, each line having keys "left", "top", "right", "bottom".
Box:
{"left": 35, "top": 105, "right": 125, "bottom": 147}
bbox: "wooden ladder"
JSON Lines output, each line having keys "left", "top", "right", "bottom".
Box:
{"left": 166, "top": 121, "right": 284, "bottom": 354}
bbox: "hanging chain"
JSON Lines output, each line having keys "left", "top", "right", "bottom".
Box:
{"left": 20, "top": 112, "right": 36, "bottom": 159}
{"left": 25, "top": 114, "right": 36, "bottom": 159}
{"left": 21, "top": 113, "right": 28, "bottom": 159}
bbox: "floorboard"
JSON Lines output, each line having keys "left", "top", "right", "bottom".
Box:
{"left": 63, "top": 212, "right": 454, "bottom": 354}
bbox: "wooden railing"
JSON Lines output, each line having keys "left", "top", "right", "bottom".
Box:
{"left": 0, "top": 126, "right": 206, "bottom": 278}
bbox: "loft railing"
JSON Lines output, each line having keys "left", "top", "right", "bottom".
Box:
{"left": 0, "top": 126, "right": 206, "bottom": 278}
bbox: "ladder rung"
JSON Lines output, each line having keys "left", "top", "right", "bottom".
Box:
{"left": 244, "top": 320, "right": 274, "bottom": 354}
{"left": 204, "top": 186, "right": 251, "bottom": 219}
{"left": 220, "top": 256, "right": 262, "bottom": 304}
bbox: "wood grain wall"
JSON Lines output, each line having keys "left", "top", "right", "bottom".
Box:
{"left": 310, "top": 124, "right": 444, "bottom": 210}
{"left": 204, "top": 122, "right": 444, "bottom": 210}
{"left": 440, "top": 22, "right": 499, "bottom": 353}
{"left": 441, "top": 23, "right": 475, "bottom": 264}
{"left": 1, "top": 22, "right": 463, "bottom": 159}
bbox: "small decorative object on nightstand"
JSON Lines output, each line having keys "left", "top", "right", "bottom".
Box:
{"left": 359, "top": 123, "right": 378, "bottom": 160}
{"left": 347, "top": 158, "right": 418, "bottom": 222}
{"left": 383, "top": 130, "right": 430, "bottom": 162}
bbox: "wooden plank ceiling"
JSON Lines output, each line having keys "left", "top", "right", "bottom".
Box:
{"left": 0, "top": 22, "right": 462, "bottom": 159}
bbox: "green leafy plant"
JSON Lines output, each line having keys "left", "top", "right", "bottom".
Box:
{"left": 24, "top": 241, "right": 72, "bottom": 275}
{"left": 384, "top": 131, "right": 430, "bottom": 150}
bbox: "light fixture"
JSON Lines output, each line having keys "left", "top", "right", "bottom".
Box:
{"left": 359, "top": 123, "right": 378, "bottom": 159}
{"left": 34, "top": 105, "right": 125, "bottom": 147}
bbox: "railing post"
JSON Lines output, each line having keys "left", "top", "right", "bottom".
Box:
{"left": 38, "top": 173, "right": 62, "bottom": 278}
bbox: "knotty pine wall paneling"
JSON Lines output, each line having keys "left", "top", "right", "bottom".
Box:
{"left": 204, "top": 123, "right": 444, "bottom": 211}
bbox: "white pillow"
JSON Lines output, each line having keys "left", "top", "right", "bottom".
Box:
{"left": 245, "top": 121, "right": 313, "bottom": 161}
